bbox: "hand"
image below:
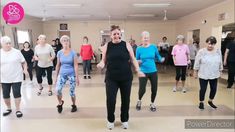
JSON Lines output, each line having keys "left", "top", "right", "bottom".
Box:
{"left": 137, "top": 71, "right": 145, "bottom": 77}
{"left": 223, "top": 61, "right": 227, "bottom": 66}
{"left": 23, "top": 69, "right": 29, "bottom": 77}
{"left": 34, "top": 56, "right": 39, "bottom": 61}
{"left": 76, "top": 76, "right": 80, "bottom": 86}
{"left": 97, "top": 61, "right": 105, "bottom": 69}
{"left": 161, "top": 57, "right": 165, "bottom": 63}
{"left": 187, "top": 60, "right": 191, "bottom": 64}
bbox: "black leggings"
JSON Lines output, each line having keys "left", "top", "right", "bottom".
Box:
{"left": 2, "top": 82, "right": 22, "bottom": 99}
{"left": 36, "top": 66, "right": 53, "bottom": 85}
{"left": 83, "top": 60, "right": 91, "bottom": 75}
{"left": 175, "top": 66, "right": 187, "bottom": 81}
{"left": 23, "top": 63, "right": 33, "bottom": 81}
{"left": 105, "top": 79, "right": 132, "bottom": 123}
{"left": 138, "top": 72, "right": 158, "bottom": 103}
{"left": 199, "top": 78, "right": 218, "bottom": 101}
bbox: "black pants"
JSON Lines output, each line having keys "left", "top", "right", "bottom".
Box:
{"left": 2, "top": 82, "right": 22, "bottom": 99}
{"left": 83, "top": 60, "right": 91, "bottom": 75}
{"left": 227, "top": 62, "right": 235, "bottom": 86}
{"left": 138, "top": 72, "right": 158, "bottom": 103}
{"left": 23, "top": 63, "right": 33, "bottom": 81}
{"left": 199, "top": 78, "right": 218, "bottom": 101}
{"left": 175, "top": 66, "right": 187, "bottom": 81}
{"left": 36, "top": 66, "right": 53, "bottom": 85}
{"left": 105, "top": 79, "right": 132, "bottom": 122}
{"left": 53, "top": 57, "right": 57, "bottom": 70}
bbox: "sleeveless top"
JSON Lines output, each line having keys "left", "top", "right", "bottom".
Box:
{"left": 105, "top": 41, "right": 133, "bottom": 81}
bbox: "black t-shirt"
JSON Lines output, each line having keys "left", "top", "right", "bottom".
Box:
{"left": 226, "top": 41, "right": 235, "bottom": 62}
{"left": 106, "top": 41, "right": 133, "bottom": 81}
{"left": 21, "top": 49, "right": 34, "bottom": 64}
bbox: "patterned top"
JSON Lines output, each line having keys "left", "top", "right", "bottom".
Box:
{"left": 194, "top": 48, "right": 223, "bottom": 79}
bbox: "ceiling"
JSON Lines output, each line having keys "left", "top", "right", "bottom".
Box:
{"left": 1, "top": 0, "right": 225, "bottom": 21}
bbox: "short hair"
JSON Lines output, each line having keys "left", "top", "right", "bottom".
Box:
{"left": 110, "top": 25, "right": 120, "bottom": 32}
{"left": 38, "top": 34, "right": 46, "bottom": 40}
{"left": 176, "top": 35, "right": 185, "bottom": 42}
{"left": 162, "top": 36, "right": 167, "bottom": 40}
{"left": 83, "top": 36, "right": 88, "bottom": 41}
{"left": 141, "top": 31, "right": 150, "bottom": 37}
{"left": 60, "top": 35, "right": 70, "bottom": 43}
{"left": 23, "top": 41, "right": 30, "bottom": 48}
{"left": 1, "top": 36, "right": 11, "bottom": 45}
{"left": 206, "top": 36, "right": 217, "bottom": 44}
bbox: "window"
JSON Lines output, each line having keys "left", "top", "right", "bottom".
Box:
{"left": 17, "top": 30, "right": 29, "bottom": 43}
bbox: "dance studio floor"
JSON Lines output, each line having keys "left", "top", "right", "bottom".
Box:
{"left": 1, "top": 66, "right": 234, "bottom": 132}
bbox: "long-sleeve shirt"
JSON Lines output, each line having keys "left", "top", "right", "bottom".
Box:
{"left": 80, "top": 44, "right": 94, "bottom": 60}
{"left": 136, "top": 44, "right": 162, "bottom": 73}
{"left": 194, "top": 48, "right": 223, "bottom": 80}
{"left": 34, "top": 44, "right": 55, "bottom": 68}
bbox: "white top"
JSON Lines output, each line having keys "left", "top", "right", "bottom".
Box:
{"left": 34, "top": 44, "right": 55, "bottom": 68}
{"left": 159, "top": 42, "right": 170, "bottom": 50}
{"left": 194, "top": 48, "right": 223, "bottom": 79}
{"left": 0, "top": 48, "right": 25, "bottom": 83}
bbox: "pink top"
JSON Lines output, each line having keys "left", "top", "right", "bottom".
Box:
{"left": 80, "top": 44, "right": 94, "bottom": 60}
{"left": 171, "top": 44, "right": 190, "bottom": 66}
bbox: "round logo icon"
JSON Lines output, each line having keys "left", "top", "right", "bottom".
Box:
{"left": 2, "top": 2, "right": 24, "bottom": 24}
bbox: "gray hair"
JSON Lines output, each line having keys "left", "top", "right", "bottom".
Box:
{"left": 1, "top": 36, "right": 11, "bottom": 45}
{"left": 60, "top": 35, "right": 70, "bottom": 43}
{"left": 176, "top": 35, "right": 185, "bottom": 42}
{"left": 141, "top": 31, "right": 150, "bottom": 37}
{"left": 38, "top": 34, "right": 46, "bottom": 40}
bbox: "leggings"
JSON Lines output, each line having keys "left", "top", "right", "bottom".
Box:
{"left": 36, "top": 66, "right": 53, "bottom": 85}
{"left": 105, "top": 79, "right": 132, "bottom": 122}
{"left": 2, "top": 82, "right": 22, "bottom": 99}
{"left": 56, "top": 75, "right": 76, "bottom": 97}
{"left": 138, "top": 72, "right": 158, "bottom": 103}
{"left": 199, "top": 78, "right": 218, "bottom": 101}
{"left": 175, "top": 66, "right": 187, "bottom": 81}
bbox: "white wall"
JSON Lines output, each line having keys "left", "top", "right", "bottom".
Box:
{"left": 176, "top": 0, "right": 235, "bottom": 48}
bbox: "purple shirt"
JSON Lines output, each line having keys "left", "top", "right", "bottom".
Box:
{"left": 171, "top": 44, "right": 190, "bottom": 66}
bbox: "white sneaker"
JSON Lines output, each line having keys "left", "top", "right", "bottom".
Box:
{"left": 107, "top": 122, "right": 114, "bottom": 130}
{"left": 121, "top": 122, "right": 128, "bottom": 129}
{"left": 182, "top": 87, "right": 187, "bottom": 93}
{"left": 173, "top": 87, "right": 177, "bottom": 92}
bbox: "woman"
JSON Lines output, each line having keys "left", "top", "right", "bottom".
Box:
{"left": 21, "top": 41, "right": 34, "bottom": 83}
{"left": 194, "top": 36, "right": 223, "bottom": 110}
{"left": 171, "top": 35, "right": 190, "bottom": 93}
{"left": 97, "top": 25, "right": 144, "bottom": 130}
{"left": 224, "top": 40, "right": 235, "bottom": 88}
{"left": 188, "top": 39, "right": 198, "bottom": 77}
{"left": 55, "top": 35, "right": 79, "bottom": 113}
{"left": 34, "top": 34, "right": 55, "bottom": 96}
{"left": 80, "top": 36, "right": 94, "bottom": 79}
{"left": 0, "top": 36, "right": 28, "bottom": 118}
{"left": 136, "top": 31, "right": 164, "bottom": 112}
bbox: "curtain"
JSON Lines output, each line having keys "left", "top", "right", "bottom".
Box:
{"left": 28, "top": 29, "right": 34, "bottom": 48}
{"left": 12, "top": 27, "right": 19, "bottom": 49}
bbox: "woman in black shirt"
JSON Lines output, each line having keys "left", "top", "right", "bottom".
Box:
{"left": 97, "top": 25, "right": 144, "bottom": 130}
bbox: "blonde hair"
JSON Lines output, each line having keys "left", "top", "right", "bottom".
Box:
{"left": 38, "top": 34, "right": 46, "bottom": 40}
{"left": 176, "top": 35, "right": 185, "bottom": 42}
{"left": 1, "top": 36, "right": 11, "bottom": 45}
{"left": 60, "top": 35, "right": 70, "bottom": 43}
